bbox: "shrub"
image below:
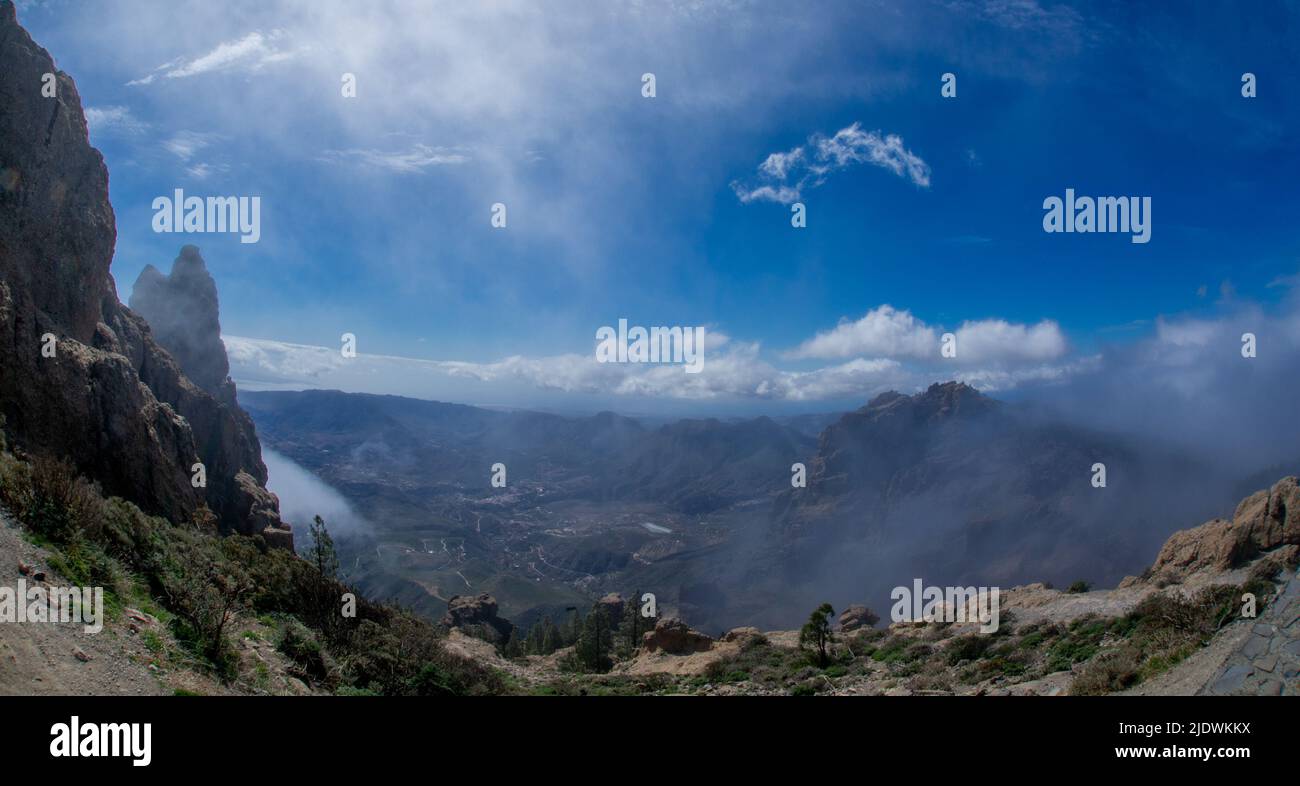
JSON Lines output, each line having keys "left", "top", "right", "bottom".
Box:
{"left": 1070, "top": 646, "right": 1141, "bottom": 695}
{"left": 1, "top": 455, "right": 102, "bottom": 544}
{"left": 946, "top": 633, "right": 993, "bottom": 665}
{"left": 277, "top": 617, "right": 334, "bottom": 686}
{"left": 159, "top": 538, "right": 253, "bottom": 680}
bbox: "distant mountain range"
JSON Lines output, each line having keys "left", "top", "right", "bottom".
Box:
{"left": 242, "top": 382, "right": 1261, "bottom": 632}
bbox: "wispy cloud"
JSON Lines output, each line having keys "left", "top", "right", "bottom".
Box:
{"left": 84, "top": 105, "right": 149, "bottom": 135}
{"left": 185, "top": 162, "right": 229, "bottom": 179}
{"left": 975, "top": 0, "right": 1084, "bottom": 35}
{"left": 318, "top": 144, "right": 470, "bottom": 174}
{"left": 733, "top": 122, "right": 931, "bottom": 204}
{"left": 162, "top": 130, "right": 220, "bottom": 161}
{"left": 128, "top": 30, "right": 301, "bottom": 85}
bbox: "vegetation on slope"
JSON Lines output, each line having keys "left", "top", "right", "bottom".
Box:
{"left": 0, "top": 422, "right": 506, "bottom": 696}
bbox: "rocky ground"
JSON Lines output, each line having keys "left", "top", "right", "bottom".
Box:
{"left": 485, "top": 478, "right": 1300, "bottom": 696}
{"left": 1201, "top": 566, "right": 1300, "bottom": 696}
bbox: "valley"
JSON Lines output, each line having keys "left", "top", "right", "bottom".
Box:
{"left": 243, "top": 383, "right": 1258, "bottom": 635}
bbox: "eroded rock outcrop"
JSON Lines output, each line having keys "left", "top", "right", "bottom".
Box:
{"left": 441, "top": 594, "right": 514, "bottom": 646}
{"left": 1147, "top": 477, "right": 1300, "bottom": 584}
{"left": 0, "top": 1, "right": 289, "bottom": 547}
{"left": 838, "top": 604, "right": 880, "bottom": 632}
{"left": 129, "top": 246, "right": 235, "bottom": 402}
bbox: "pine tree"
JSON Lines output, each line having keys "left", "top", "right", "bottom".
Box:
{"left": 566, "top": 608, "right": 582, "bottom": 645}
{"left": 308, "top": 515, "right": 339, "bottom": 580}
{"left": 618, "top": 589, "right": 644, "bottom": 658}
{"left": 541, "top": 617, "right": 559, "bottom": 654}
{"left": 504, "top": 627, "right": 522, "bottom": 658}
{"left": 306, "top": 515, "right": 341, "bottom": 633}
{"left": 575, "top": 605, "right": 614, "bottom": 672}
{"left": 525, "top": 621, "right": 544, "bottom": 656}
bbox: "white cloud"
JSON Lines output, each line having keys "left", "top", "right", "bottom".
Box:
{"left": 318, "top": 144, "right": 470, "bottom": 174}
{"left": 952, "top": 318, "right": 1068, "bottom": 363}
{"left": 129, "top": 30, "right": 301, "bottom": 85}
{"left": 787, "top": 305, "right": 937, "bottom": 360}
{"left": 184, "top": 162, "right": 229, "bottom": 179}
{"left": 759, "top": 148, "right": 805, "bottom": 180}
{"left": 225, "top": 321, "right": 1079, "bottom": 407}
{"left": 788, "top": 305, "right": 1068, "bottom": 365}
{"left": 162, "top": 130, "right": 220, "bottom": 161}
{"left": 84, "top": 105, "right": 149, "bottom": 134}
{"left": 949, "top": 355, "right": 1101, "bottom": 392}
{"left": 813, "top": 124, "right": 931, "bottom": 187}
{"left": 1154, "top": 315, "right": 1219, "bottom": 347}
{"left": 225, "top": 334, "right": 906, "bottom": 403}
{"left": 733, "top": 122, "right": 930, "bottom": 204}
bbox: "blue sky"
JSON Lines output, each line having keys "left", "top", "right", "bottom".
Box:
{"left": 17, "top": 0, "right": 1300, "bottom": 414}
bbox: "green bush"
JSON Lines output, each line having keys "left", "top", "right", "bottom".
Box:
{"left": 277, "top": 617, "right": 334, "bottom": 685}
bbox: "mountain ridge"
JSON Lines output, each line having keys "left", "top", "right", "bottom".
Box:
{"left": 0, "top": 1, "right": 288, "bottom": 546}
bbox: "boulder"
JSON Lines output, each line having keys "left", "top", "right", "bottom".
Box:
{"left": 838, "top": 604, "right": 880, "bottom": 631}
{"left": 720, "top": 627, "right": 766, "bottom": 649}
{"left": 641, "top": 617, "right": 713, "bottom": 655}
{"left": 440, "top": 594, "right": 514, "bottom": 646}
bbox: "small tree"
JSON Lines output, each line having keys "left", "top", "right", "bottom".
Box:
{"left": 162, "top": 544, "right": 253, "bottom": 680}
{"left": 800, "top": 602, "right": 835, "bottom": 667}
{"left": 309, "top": 515, "right": 339, "bottom": 580}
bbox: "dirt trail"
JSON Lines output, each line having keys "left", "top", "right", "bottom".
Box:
{"left": 0, "top": 513, "right": 167, "bottom": 696}
{"left": 0, "top": 510, "right": 319, "bottom": 697}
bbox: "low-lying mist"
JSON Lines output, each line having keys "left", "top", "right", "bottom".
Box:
{"left": 262, "top": 448, "right": 369, "bottom": 546}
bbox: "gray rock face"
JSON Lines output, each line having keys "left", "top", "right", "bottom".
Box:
{"left": 0, "top": 1, "right": 289, "bottom": 547}
{"left": 129, "top": 246, "right": 234, "bottom": 402}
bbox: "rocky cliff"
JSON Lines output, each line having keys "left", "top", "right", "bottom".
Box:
{"left": 1144, "top": 476, "right": 1299, "bottom": 584}
{"left": 129, "top": 246, "right": 237, "bottom": 403}
{"left": 0, "top": 0, "right": 290, "bottom": 548}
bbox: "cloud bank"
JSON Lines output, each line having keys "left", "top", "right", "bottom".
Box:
{"left": 223, "top": 303, "right": 1082, "bottom": 407}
